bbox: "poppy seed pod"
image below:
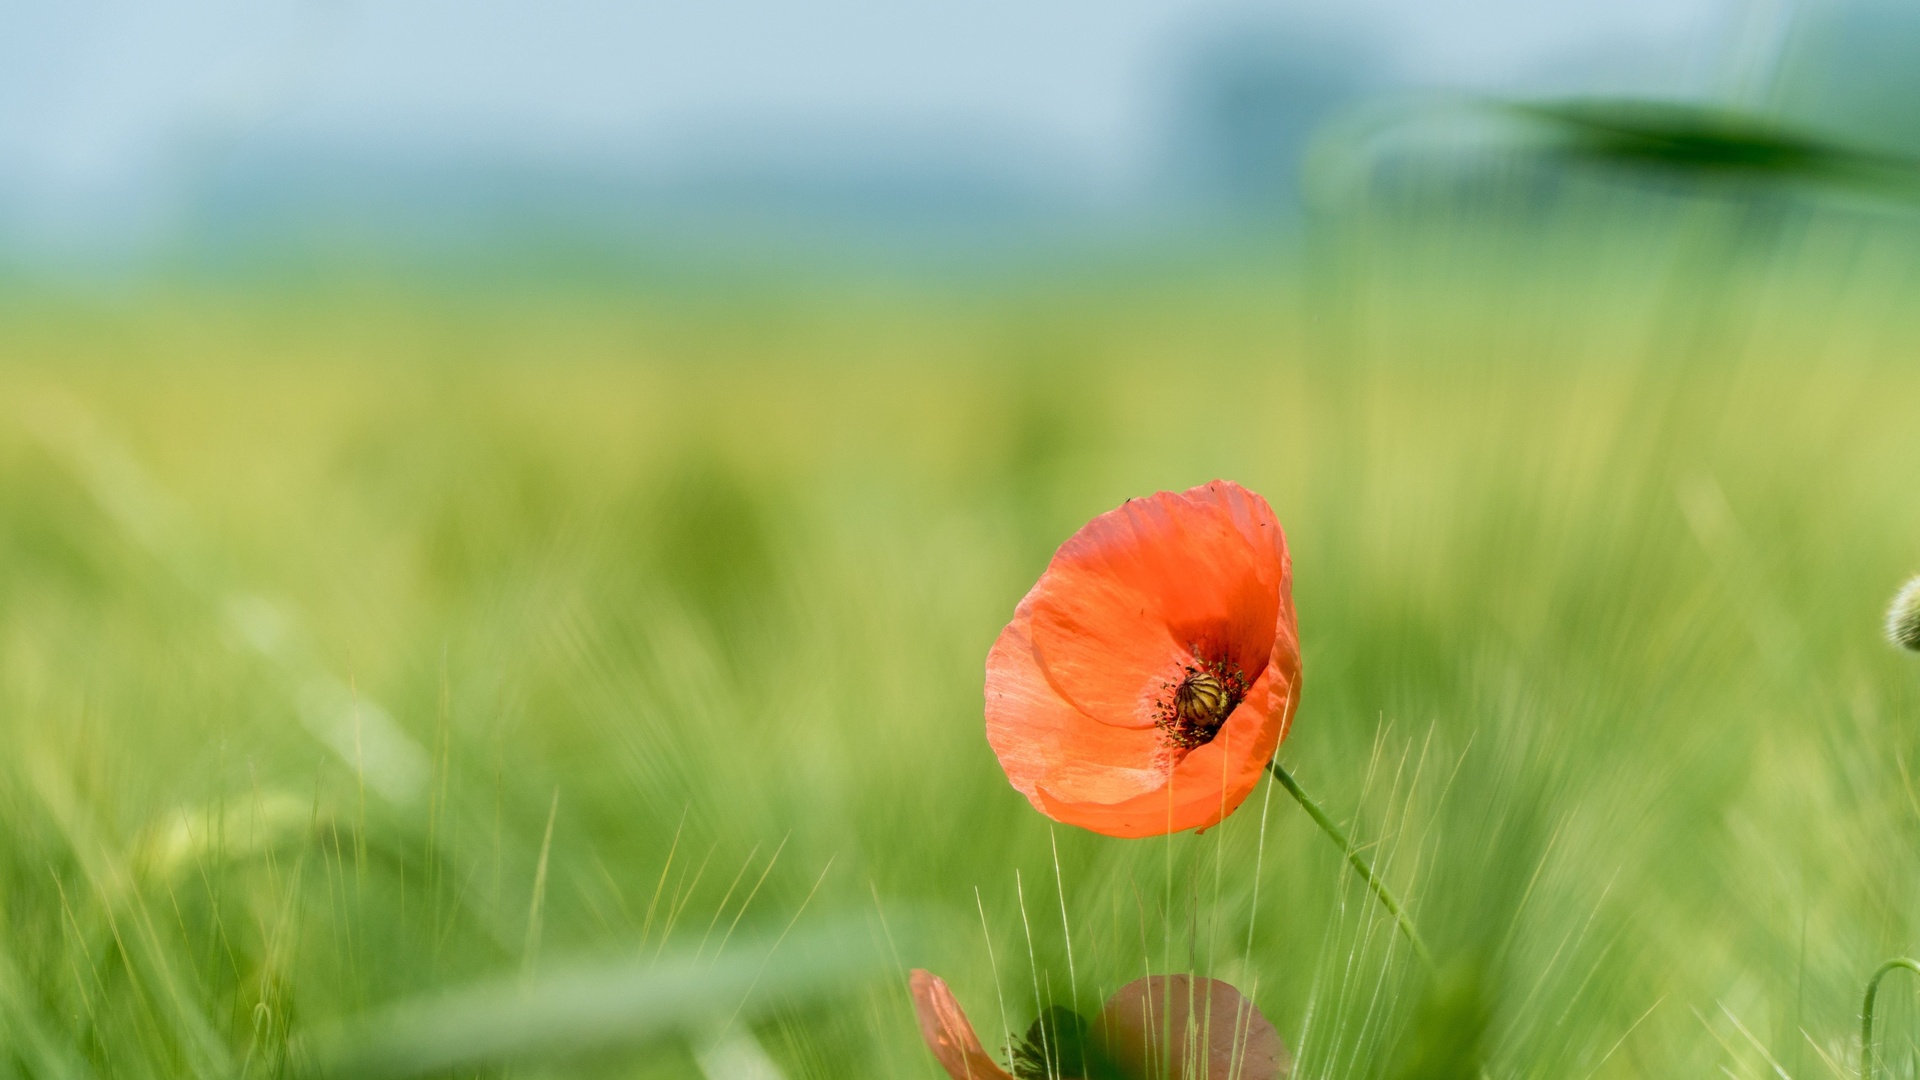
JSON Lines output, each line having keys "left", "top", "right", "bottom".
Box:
{"left": 1889, "top": 576, "right": 1920, "bottom": 652}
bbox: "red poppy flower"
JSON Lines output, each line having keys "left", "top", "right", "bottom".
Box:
{"left": 985, "top": 481, "right": 1301, "bottom": 837}
{"left": 909, "top": 968, "right": 1291, "bottom": 1080}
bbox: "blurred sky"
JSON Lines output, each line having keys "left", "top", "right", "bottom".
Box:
{"left": 0, "top": 0, "right": 1769, "bottom": 261}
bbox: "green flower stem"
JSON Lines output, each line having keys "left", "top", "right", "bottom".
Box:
{"left": 1861, "top": 957, "right": 1920, "bottom": 1079}
{"left": 1267, "top": 759, "right": 1435, "bottom": 967}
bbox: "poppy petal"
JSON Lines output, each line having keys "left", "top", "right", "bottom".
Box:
{"left": 1095, "top": 975, "right": 1291, "bottom": 1080}
{"left": 1036, "top": 657, "right": 1305, "bottom": 834}
{"left": 1188, "top": 480, "right": 1291, "bottom": 575}
{"left": 1033, "top": 664, "right": 1296, "bottom": 837}
{"left": 986, "top": 608, "right": 1166, "bottom": 813}
{"left": 909, "top": 970, "right": 1017, "bottom": 1080}
{"left": 1027, "top": 489, "right": 1280, "bottom": 729}
{"left": 1188, "top": 480, "right": 1300, "bottom": 682}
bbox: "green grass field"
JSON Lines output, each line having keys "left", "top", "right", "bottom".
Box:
{"left": 7, "top": 190, "right": 1920, "bottom": 1079}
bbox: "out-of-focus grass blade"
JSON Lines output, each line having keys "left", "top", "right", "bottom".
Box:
{"left": 1510, "top": 98, "right": 1920, "bottom": 194}
{"left": 296, "top": 915, "right": 909, "bottom": 1079}
{"left": 1305, "top": 94, "right": 1920, "bottom": 211}
{"left": 19, "top": 391, "right": 431, "bottom": 803}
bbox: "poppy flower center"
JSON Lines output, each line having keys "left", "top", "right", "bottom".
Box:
{"left": 1158, "top": 657, "right": 1248, "bottom": 751}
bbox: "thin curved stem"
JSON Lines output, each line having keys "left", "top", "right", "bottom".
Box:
{"left": 1862, "top": 957, "right": 1920, "bottom": 1080}
{"left": 1267, "top": 759, "right": 1435, "bottom": 967}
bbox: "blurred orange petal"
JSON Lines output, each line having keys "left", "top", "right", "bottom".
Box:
{"left": 909, "top": 969, "right": 1016, "bottom": 1080}
{"left": 1096, "top": 975, "right": 1291, "bottom": 1080}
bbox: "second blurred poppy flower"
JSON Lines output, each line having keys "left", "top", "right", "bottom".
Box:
{"left": 985, "top": 480, "right": 1301, "bottom": 837}
{"left": 909, "top": 968, "right": 1290, "bottom": 1080}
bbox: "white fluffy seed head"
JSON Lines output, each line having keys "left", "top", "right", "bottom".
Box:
{"left": 1887, "top": 576, "right": 1920, "bottom": 652}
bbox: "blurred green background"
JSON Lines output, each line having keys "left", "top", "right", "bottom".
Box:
{"left": 10, "top": 177, "right": 1920, "bottom": 1078}
{"left": 14, "top": 2, "right": 1920, "bottom": 1078}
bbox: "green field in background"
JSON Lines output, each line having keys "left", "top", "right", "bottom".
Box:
{"left": 7, "top": 195, "right": 1920, "bottom": 1078}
